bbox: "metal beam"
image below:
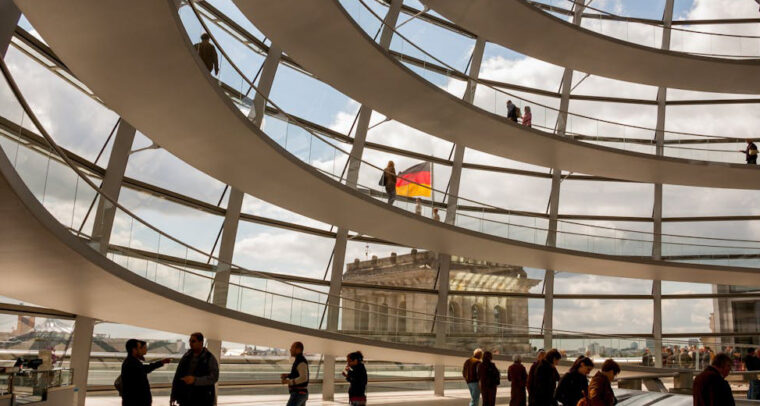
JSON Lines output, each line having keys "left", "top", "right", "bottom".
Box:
{"left": 0, "top": 0, "right": 20, "bottom": 57}
{"left": 91, "top": 120, "right": 136, "bottom": 254}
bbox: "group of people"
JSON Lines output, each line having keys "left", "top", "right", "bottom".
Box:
{"left": 506, "top": 100, "right": 532, "bottom": 128}
{"left": 641, "top": 345, "right": 760, "bottom": 373}
{"left": 464, "top": 348, "right": 620, "bottom": 406}
{"left": 464, "top": 347, "right": 742, "bottom": 406}
{"left": 118, "top": 337, "right": 367, "bottom": 406}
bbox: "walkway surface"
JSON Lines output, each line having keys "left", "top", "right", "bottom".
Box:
{"left": 233, "top": 0, "right": 760, "bottom": 190}
{"left": 423, "top": 0, "right": 760, "bottom": 94}
{"left": 12, "top": 0, "right": 760, "bottom": 286}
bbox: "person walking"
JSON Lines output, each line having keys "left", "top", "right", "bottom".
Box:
{"left": 193, "top": 34, "right": 219, "bottom": 75}
{"left": 529, "top": 349, "right": 561, "bottom": 406}
{"left": 463, "top": 348, "right": 483, "bottom": 406}
{"left": 382, "top": 161, "right": 397, "bottom": 205}
{"left": 507, "top": 355, "right": 527, "bottom": 406}
{"left": 587, "top": 359, "right": 620, "bottom": 406}
{"left": 693, "top": 353, "right": 735, "bottom": 406}
{"left": 554, "top": 356, "right": 593, "bottom": 406}
{"left": 170, "top": 333, "right": 219, "bottom": 406}
{"left": 478, "top": 351, "right": 500, "bottom": 406}
{"left": 522, "top": 106, "right": 532, "bottom": 128}
{"left": 343, "top": 351, "right": 367, "bottom": 406}
{"left": 415, "top": 198, "right": 422, "bottom": 215}
{"left": 506, "top": 100, "right": 518, "bottom": 122}
{"left": 119, "top": 339, "right": 170, "bottom": 406}
{"left": 741, "top": 139, "right": 758, "bottom": 164}
{"left": 281, "top": 342, "right": 309, "bottom": 406}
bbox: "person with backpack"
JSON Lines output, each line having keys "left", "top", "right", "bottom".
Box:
{"left": 587, "top": 359, "right": 620, "bottom": 406}
{"left": 507, "top": 354, "right": 527, "bottom": 406}
{"left": 119, "top": 339, "right": 170, "bottom": 406}
{"left": 170, "top": 333, "right": 219, "bottom": 406}
{"left": 530, "top": 349, "right": 561, "bottom": 406}
{"left": 741, "top": 139, "right": 758, "bottom": 164}
{"left": 463, "top": 348, "right": 483, "bottom": 406}
{"left": 343, "top": 351, "right": 367, "bottom": 406}
{"left": 554, "top": 356, "right": 593, "bottom": 406}
{"left": 281, "top": 341, "right": 309, "bottom": 406}
{"left": 478, "top": 351, "right": 500, "bottom": 406}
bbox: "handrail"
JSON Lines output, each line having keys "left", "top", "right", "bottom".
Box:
{"left": 350, "top": 0, "right": 756, "bottom": 148}
{"left": 1, "top": 50, "right": 746, "bottom": 353}
{"left": 187, "top": 1, "right": 760, "bottom": 249}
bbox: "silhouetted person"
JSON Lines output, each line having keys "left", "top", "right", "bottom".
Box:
{"left": 120, "top": 339, "right": 170, "bottom": 406}
{"left": 530, "top": 349, "right": 560, "bottom": 406}
{"left": 555, "top": 356, "right": 593, "bottom": 406}
{"left": 588, "top": 359, "right": 619, "bottom": 406}
{"left": 382, "top": 161, "right": 397, "bottom": 205}
{"left": 463, "top": 348, "right": 483, "bottom": 406}
{"left": 693, "top": 353, "right": 735, "bottom": 406}
{"left": 478, "top": 351, "right": 500, "bottom": 406}
{"left": 506, "top": 100, "right": 518, "bottom": 122}
{"left": 194, "top": 33, "right": 219, "bottom": 75}
{"left": 526, "top": 349, "right": 545, "bottom": 400}
{"left": 741, "top": 139, "right": 758, "bottom": 164}
{"left": 641, "top": 349, "right": 654, "bottom": 366}
{"left": 508, "top": 354, "right": 527, "bottom": 406}
{"left": 343, "top": 351, "right": 367, "bottom": 406}
{"left": 170, "top": 333, "right": 218, "bottom": 406}
{"left": 281, "top": 341, "right": 309, "bottom": 406}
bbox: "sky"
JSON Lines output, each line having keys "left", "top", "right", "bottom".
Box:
{"left": 2, "top": 0, "right": 759, "bottom": 349}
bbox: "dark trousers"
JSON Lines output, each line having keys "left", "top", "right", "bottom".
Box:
{"left": 286, "top": 391, "right": 308, "bottom": 406}
{"left": 481, "top": 387, "right": 497, "bottom": 406}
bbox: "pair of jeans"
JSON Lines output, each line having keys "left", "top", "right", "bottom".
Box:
{"left": 286, "top": 391, "right": 308, "bottom": 406}
{"left": 467, "top": 381, "right": 480, "bottom": 406}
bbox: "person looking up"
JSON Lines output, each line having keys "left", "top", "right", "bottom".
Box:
{"left": 120, "top": 339, "right": 170, "bottom": 406}
{"left": 463, "top": 348, "right": 483, "bottom": 406}
{"left": 281, "top": 341, "right": 309, "bottom": 406}
{"left": 170, "top": 333, "right": 218, "bottom": 406}
{"left": 193, "top": 33, "right": 219, "bottom": 75}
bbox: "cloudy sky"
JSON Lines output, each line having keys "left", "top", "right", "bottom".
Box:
{"left": 2, "top": 0, "right": 759, "bottom": 349}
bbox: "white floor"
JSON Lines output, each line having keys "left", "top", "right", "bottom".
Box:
{"left": 86, "top": 389, "right": 511, "bottom": 406}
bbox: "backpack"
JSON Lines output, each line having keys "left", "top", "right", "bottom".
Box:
{"left": 114, "top": 374, "right": 123, "bottom": 397}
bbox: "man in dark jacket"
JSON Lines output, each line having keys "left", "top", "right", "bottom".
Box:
{"left": 741, "top": 139, "right": 758, "bottom": 164}
{"left": 588, "top": 359, "right": 619, "bottom": 406}
{"left": 463, "top": 348, "right": 483, "bottom": 406}
{"left": 170, "top": 333, "right": 219, "bottom": 406}
{"left": 529, "top": 349, "right": 560, "bottom": 406}
{"left": 193, "top": 34, "right": 219, "bottom": 75}
{"left": 281, "top": 341, "right": 309, "bottom": 406}
{"left": 693, "top": 353, "right": 735, "bottom": 406}
{"left": 121, "top": 339, "right": 170, "bottom": 406}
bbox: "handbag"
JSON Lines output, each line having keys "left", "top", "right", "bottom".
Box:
{"left": 378, "top": 172, "right": 386, "bottom": 186}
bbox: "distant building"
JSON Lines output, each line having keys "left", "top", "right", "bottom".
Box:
{"left": 340, "top": 249, "right": 540, "bottom": 353}
{"left": 712, "top": 285, "right": 760, "bottom": 349}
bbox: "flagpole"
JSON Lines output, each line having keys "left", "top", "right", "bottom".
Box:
{"left": 430, "top": 161, "right": 435, "bottom": 216}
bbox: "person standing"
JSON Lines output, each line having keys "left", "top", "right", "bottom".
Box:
{"left": 281, "top": 342, "right": 309, "bottom": 406}
{"left": 744, "top": 348, "right": 760, "bottom": 400}
{"left": 478, "top": 351, "right": 500, "bottom": 406}
{"left": 678, "top": 348, "right": 693, "bottom": 369}
{"left": 587, "top": 359, "right": 619, "bottom": 406}
{"left": 506, "top": 100, "right": 518, "bottom": 122}
{"left": 507, "top": 355, "right": 527, "bottom": 406}
{"left": 526, "top": 349, "right": 545, "bottom": 401}
{"left": 522, "top": 106, "right": 532, "bottom": 128}
{"left": 193, "top": 34, "right": 219, "bottom": 75}
{"left": 693, "top": 353, "right": 735, "bottom": 406}
{"left": 554, "top": 356, "right": 593, "bottom": 406}
{"left": 382, "top": 161, "right": 397, "bottom": 205}
{"left": 530, "top": 349, "right": 561, "bottom": 406}
{"left": 343, "top": 351, "right": 367, "bottom": 406}
{"left": 415, "top": 198, "right": 422, "bottom": 215}
{"left": 741, "top": 139, "right": 758, "bottom": 164}
{"left": 463, "top": 348, "right": 483, "bottom": 406}
{"left": 170, "top": 333, "right": 219, "bottom": 406}
{"left": 432, "top": 208, "right": 440, "bottom": 221}
{"left": 641, "top": 349, "right": 654, "bottom": 367}
{"left": 120, "top": 339, "right": 170, "bottom": 406}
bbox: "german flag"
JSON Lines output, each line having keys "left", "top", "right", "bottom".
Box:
{"left": 396, "top": 162, "right": 432, "bottom": 197}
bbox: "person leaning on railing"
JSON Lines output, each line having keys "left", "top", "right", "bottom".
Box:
{"left": 693, "top": 353, "right": 735, "bottom": 406}
{"left": 586, "top": 359, "right": 620, "bottom": 406}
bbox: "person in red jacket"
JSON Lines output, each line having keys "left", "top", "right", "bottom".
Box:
{"left": 588, "top": 359, "right": 619, "bottom": 406}
{"left": 693, "top": 353, "right": 735, "bottom": 406}
{"left": 508, "top": 355, "right": 527, "bottom": 406}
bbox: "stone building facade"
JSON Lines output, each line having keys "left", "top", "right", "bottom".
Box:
{"left": 340, "top": 250, "right": 539, "bottom": 354}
